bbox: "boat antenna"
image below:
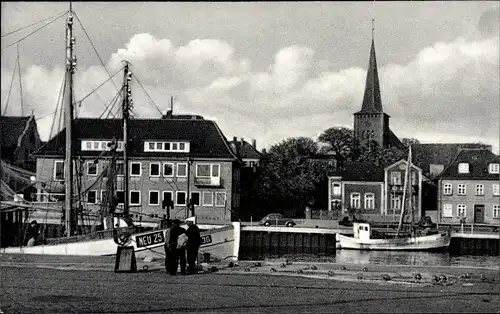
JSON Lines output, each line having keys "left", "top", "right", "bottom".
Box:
{"left": 64, "top": 3, "right": 77, "bottom": 237}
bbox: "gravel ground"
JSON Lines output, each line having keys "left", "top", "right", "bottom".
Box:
{"left": 1, "top": 254, "right": 499, "bottom": 314}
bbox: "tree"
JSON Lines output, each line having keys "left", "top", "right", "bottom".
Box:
{"left": 401, "top": 138, "right": 420, "bottom": 147}
{"left": 253, "top": 137, "right": 334, "bottom": 216}
{"left": 355, "top": 140, "right": 406, "bottom": 165}
{"left": 317, "top": 127, "right": 354, "bottom": 167}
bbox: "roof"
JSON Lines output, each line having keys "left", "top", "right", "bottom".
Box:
{"left": 411, "top": 143, "right": 492, "bottom": 175}
{"left": 228, "top": 140, "right": 261, "bottom": 159}
{"left": 35, "top": 118, "right": 238, "bottom": 159}
{"left": 439, "top": 149, "right": 500, "bottom": 180}
{"left": 388, "top": 129, "right": 404, "bottom": 149}
{"left": 356, "top": 39, "right": 383, "bottom": 114}
{"left": 333, "top": 161, "right": 385, "bottom": 182}
{"left": 0, "top": 116, "right": 31, "bottom": 149}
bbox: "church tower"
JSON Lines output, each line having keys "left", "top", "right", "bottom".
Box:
{"left": 353, "top": 23, "right": 398, "bottom": 149}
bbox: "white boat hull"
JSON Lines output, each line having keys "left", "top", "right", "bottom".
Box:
{"left": 337, "top": 232, "right": 451, "bottom": 251}
{"left": 1, "top": 222, "right": 241, "bottom": 261}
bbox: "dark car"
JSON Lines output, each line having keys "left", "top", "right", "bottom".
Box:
{"left": 259, "top": 213, "right": 296, "bottom": 227}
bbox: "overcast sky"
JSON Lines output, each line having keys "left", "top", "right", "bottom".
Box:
{"left": 1, "top": 2, "right": 499, "bottom": 153}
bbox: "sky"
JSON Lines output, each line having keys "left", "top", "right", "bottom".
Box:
{"left": 1, "top": 2, "right": 499, "bottom": 153}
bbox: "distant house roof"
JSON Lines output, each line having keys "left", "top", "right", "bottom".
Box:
{"left": 0, "top": 115, "right": 35, "bottom": 160}
{"left": 35, "top": 118, "right": 238, "bottom": 159}
{"left": 439, "top": 149, "right": 500, "bottom": 180}
{"left": 333, "top": 161, "right": 386, "bottom": 182}
{"left": 228, "top": 139, "right": 261, "bottom": 160}
{"left": 388, "top": 129, "right": 404, "bottom": 149}
{"left": 411, "top": 143, "right": 492, "bottom": 175}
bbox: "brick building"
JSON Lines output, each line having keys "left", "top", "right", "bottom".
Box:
{"left": 32, "top": 116, "right": 242, "bottom": 225}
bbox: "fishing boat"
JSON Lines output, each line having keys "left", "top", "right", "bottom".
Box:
{"left": 0, "top": 4, "right": 240, "bottom": 262}
{"left": 337, "top": 146, "right": 451, "bottom": 251}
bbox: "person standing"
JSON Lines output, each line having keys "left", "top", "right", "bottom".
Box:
{"left": 185, "top": 216, "right": 201, "bottom": 275}
{"left": 170, "top": 219, "right": 187, "bottom": 275}
{"left": 24, "top": 220, "right": 39, "bottom": 247}
{"left": 163, "top": 219, "right": 173, "bottom": 274}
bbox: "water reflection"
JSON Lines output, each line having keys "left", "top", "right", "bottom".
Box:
{"left": 334, "top": 250, "right": 500, "bottom": 269}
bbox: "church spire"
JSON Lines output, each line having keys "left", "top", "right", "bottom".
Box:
{"left": 359, "top": 19, "right": 383, "bottom": 113}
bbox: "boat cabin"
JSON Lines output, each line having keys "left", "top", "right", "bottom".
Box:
{"left": 353, "top": 222, "right": 372, "bottom": 240}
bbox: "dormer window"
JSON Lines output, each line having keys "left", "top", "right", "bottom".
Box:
{"left": 458, "top": 163, "right": 469, "bottom": 174}
{"left": 144, "top": 141, "right": 190, "bottom": 153}
{"left": 489, "top": 163, "right": 499, "bottom": 174}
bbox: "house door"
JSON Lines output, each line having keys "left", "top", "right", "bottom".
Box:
{"left": 474, "top": 205, "right": 485, "bottom": 224}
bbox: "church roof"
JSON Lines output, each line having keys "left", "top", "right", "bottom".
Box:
{"left": 356, "top": 40, "right": 383, "bottom": 114}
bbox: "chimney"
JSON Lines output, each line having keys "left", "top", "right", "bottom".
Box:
{"left": 233, "top": 136, "right": 237, "bottom": 142}
{"left": 262, "top": 148, "right": 267, "bottom": 154}
{"left": 252, "top": 139, "right": 256, "bottom": 149}
{"left": 240, "top": 137, "right": 244, "bottom": 145}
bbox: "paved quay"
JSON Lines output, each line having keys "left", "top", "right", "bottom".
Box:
{"left": 0, "top": 254, "right": 499, "bottom": 313}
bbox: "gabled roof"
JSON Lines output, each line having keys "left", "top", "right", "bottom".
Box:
{"left": 385, "top": 159, "right": 423, "bottom": 172}
{"left": 439, "top": 149, "right": 500, "bottom": 180}
{"left": 411, "top": 143, "right": 492, "bottom": 175}
{"left": 228, "top": 140, "right": 261, "bottom": 159}
{"left": 35, "top": 118, "right": 238, "bottom": 159}
{"left": 334, "top": 161, "right": 385, "bottom": 182}
{"left": 356, "top": 39, "right": 383, "bottom": 114}
{"left": 0, "top": 116, "right": 32, "bottom": 149}
{"left": 388, "top": 129, "right": 404, "bottom": 149}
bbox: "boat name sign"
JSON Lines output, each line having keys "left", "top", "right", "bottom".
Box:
{"left": 135, "top": 231, "right": 165, "bottom": 248}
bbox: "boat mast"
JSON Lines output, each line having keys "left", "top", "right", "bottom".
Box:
{"left": 122, "top": 61, "right": 132, "bottom": 218}
{"left": 64, "top": 2, "right": 76, "bottom": 237}
{"left": 395, "top": 147, "right": 411, "bottom": 237}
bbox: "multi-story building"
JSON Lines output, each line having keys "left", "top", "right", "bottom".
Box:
{"left": 437, "top": 148, "right": 500, "bottom": 225}
{"left": 32, "top": 116, "right": 241, "bottom": 225}
{"left": 328, "top": 158, "right": 429, "bottom": 223}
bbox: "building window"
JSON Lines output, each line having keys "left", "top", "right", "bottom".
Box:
{"left": 390, "top": 195, "right": 401, "bottom": 210}
{"left": 150, "top": 162, "right": 160, "bottom": 177}
{"left": 475, "top": 184, "right": 484, "bottom": 196}
{"left": 149, "top": 191, "right": 160, "bottom": 206}
{"left": 350, "top": 193, "right": 360, "bottom": 209}
{"left": 116, "top": 190, "right": 125, "bottom": 205}
{"left": 411, "top": 172, "right": 417, "bottom": 186}
{"left": 215, "top": 192, "right": 227, "bottom": 207}
{"left": 332, "top": 183, "right": 341, "bottom": 196}
{"left": 87, "top": 190, "right": 97, "bottom": 204}
{"left": 196, "top": 164, "right": 220, "bottom": 178}
{"left": 493, "top": 184, "right": 500, "bottom": 196}
{"left": 143, "top": 141, "right": 190, "bottom": 153}
{"left": 53, "top": 160, "right": 64, "bottom": 180}
{"left": 81, "top": 140, "right": 124, "bottom": 152}
{"left": 364, "top": 193, "right": 375, "bottom": 209}
{"left": 87, "top": 161, "right": 98, "bottom": 176}
{"left": 203, "top": 192, "right": 214, "bottom": 206}
{"left": 162, "top": 191, "right": 173, "bottom": 207}
{"left": 489, "top": 163, "right": 499, "bottom": 174}
{"left": 443, "top": 183, "right": 453, "bottom": 195}
{"left": 190, "top": 192, "right": 200, "bottom": 206}
{"left": 163, "top": 163, "right": 174, "bottom": 177}
{"left": 458, "top": 163, "right": 469, "bottom": 174}
{"left": 100, "top": 190, "right": 108, "bottom": 204}
{"left": 457, "top": 204, "right": 467, "bottom": 218}
{"left": 493, "top": 205, "right": 500, "bottom": 219}
{"left": 116, "top": 161, "right": 125, "bottom": 176}
{"left": 177, "top": 163, "right": 187, "bottom": 177}
{"left": 442, "top": 204, "right": 453, "bottom": 218}
{"left": 130, "top": 191, "right": 141, "bottom": 205}
{"left": 457, "top": 184, "right": 466, "bottom": 195}
{"left": 390, "top": 172, "right": 402, "bottom": 185}
{"left": 176, "top": 191, "right": 187, "bottom": 206}
{"left": 130, "top": 162, "right": 141, "bottom": 176}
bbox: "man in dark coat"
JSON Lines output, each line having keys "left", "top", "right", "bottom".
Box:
{"left": 169, "top": 219, "right": 187, "bottom": 275}
{"left": 163, "top": 219, "right": 173, "bottom": 274}
{"left": 185, "top": 216, "right": 201, "bottom": 275}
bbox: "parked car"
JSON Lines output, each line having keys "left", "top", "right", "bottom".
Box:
{"left": 259, "top": 213, "right": 296, "bottom": 227}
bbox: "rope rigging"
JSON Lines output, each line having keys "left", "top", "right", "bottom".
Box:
{"left": 132, "top": 73, "right": 164, "bottom": 117}
{"left": 17, "top": 44, "right": 24, "bottom": 116}
{"left": 1, "top": 10, "right": 68, "bottom": 38}
{"left": 0, "top": 10, "right": 69, "bottom": 52}
{"left": 1, "top": 53, "right": 18, "bottom": 115}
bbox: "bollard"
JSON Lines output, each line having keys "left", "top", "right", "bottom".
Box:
{"left": 203, "top": 252, "right": 211, "bottom": 263}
